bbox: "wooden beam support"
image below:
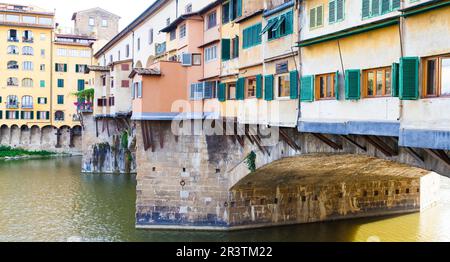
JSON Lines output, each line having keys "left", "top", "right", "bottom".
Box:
{"left": 364, "top": 136, "right": 396, "bottom": 157}
{"left": 312, "top": 133, "right": 342, "bottom": 150}
{"left": 157, "top": 121, "right": 164, "bottom": 149}
{"left": 341, "top": 135, "right": 366, "bottom": 151}
{"left": 95, "top": 119, "right": 99, "bottom": 138}
{"left": 425, "top": 149, "right": 450, "bottom": 168}
{"left": 405, "top": 147, "right": 424, "bottom": 164}
{"left": 279, "top": 128, "right": 301, "bottom": 151}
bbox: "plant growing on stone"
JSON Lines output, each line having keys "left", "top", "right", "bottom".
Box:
{"left": 244, "top": 151, "right": 257, "bottom": 173}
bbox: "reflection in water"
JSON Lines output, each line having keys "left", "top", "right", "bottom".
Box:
{"left": 0, "top": 157, "right": 449, "bottom": 242}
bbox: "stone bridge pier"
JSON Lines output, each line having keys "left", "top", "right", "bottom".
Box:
{"left": 135, "top": 120, "right": 444, "bottom": 230}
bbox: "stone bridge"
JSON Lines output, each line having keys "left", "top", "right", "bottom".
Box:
{"left": 133, "top": 120, "right": 446, "bottom": 230}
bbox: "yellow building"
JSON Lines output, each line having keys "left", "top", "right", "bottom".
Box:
{"left": 0, "top": 3, "right": 94, "bottom": 129}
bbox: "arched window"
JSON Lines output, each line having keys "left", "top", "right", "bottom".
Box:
{"left": 7, "top": 60, "right": 18, "bottom": 70}
{"left": 7, "top": 29, "right": 18, "bottom": 42}
{"left": 22, "top": 61, "right": 33, "bottom": 71}
{"left": 23, "top": 30, "right": 33, "bottom": 42}
{"left": 7, "top": 77, "right": 18, "bottom": 87}
{"left": 6, "top": 95, "right": 18, "bottom": 108}
{"left": 7, "top": 45, "right": 19, "bottom": 54}
{"left": 55, "top": 111, "right": 65, "bottom": 121}
{"left": 22, "top": 78, "right": 33, "bottom": 87}
{"left": 21, "top": 96, "right": 33, "bottom": 108}
{"left": 22, "top": 46, "right": 33, "bottom": 55}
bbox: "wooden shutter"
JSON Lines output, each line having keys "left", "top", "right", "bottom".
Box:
{"left": 392, "top": 0, "right": 401, "bottom": 9}
{"left": 237, "top": 77, "right": 245, "bottom": 100}
{"left": 310, "top": 8, "right": 316, "bottom": 28}
{"left": 372, "top": 0, "right": 380, "bottom": 16}
{"left": 336, "top": 0, "right": 344, "bottom": 20}
{"left": 221, "top": 39, "right": 231, "bottom": 60}
{"left": 218, "top": 83, "right": 226, "bottom": 102}
{"left": 237, "top": 0, "right": 242, "bottom": 17}
{"left": 285, "top": 11, "right": 293, "bottom": 35}
{"left": 21, "top": 111, "right": 24, "bottom": 119}
{"left": 46, "top": 111, "right": 49, "bottom": 120}
{"left": 392, "top": 63, "right": 400, "bottom": 97}
{"left": 256, "top": 74, "right": 263, "bottom": 99}
{"left": 37, "top": 112, "right": 40, "bottom": 120}
{"left": 362, "top": 0, "right": 370, "bottom": 18}
{"left": 316, "top": 5, "right": 323, "bottom": 26}
{"left": 290, "top": 70, "right": 299, "bottom": 99}
{"left": 300, "top": 75, "right": 314, "bottom": 102}
{"left": 335, "top": 71, "right": 340, "bottom": 100}
{"left": 329, "top": 0, "right": 336, "bottom": 23}
{"left": 399, "top": 57, "right": 419, "bottom": 100}
{"left": 78, "top": 79, "right": 85, "bottom": 91}
{"left": 233, "top": 37, "right": 239, "bottom": 58}
{"left": 15, "top": 111, "right": 19, "bottom": 119}
{"left": 63, "top": 64, "right": 67, "bottom": 72}
{"left": 30, "top": 111, "right": 34, "bottom": 120}
{"left": 75, "top": 64, "right": 79, "bottom": 72}
{"left": 264, "top": 75, "right": 274, "bottom": 101}
{"left": 345, "top": 69, "right": 361, "bottom": 100}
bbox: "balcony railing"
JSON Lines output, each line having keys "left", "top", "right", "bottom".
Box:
{"left": 7, "top": 37, "right": 19, "bottom": 42}
{"left": 22, "top": 37, "right": 34, "bottom": 43}
{"left": 6, "top": 103, "right": 19, "bottom": 109}
{"left": 21, "top": 104, "right": 33, "bottom": 109}
{"left": 77, "top": 103, "right": 93, "bottom": 113}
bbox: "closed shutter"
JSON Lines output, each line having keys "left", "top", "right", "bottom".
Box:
{"left": 55, "top": 63, "right": 58, "bottom": 72}
{"left": 78, "top": 79, "right": 85, "bottom": 91}
{"left": 392, "top": 0, "right": 401, "bottom": 9}
{"left": 329, "top": 0, "right": 336, "bottom": 23}
{"left": 15, "top": 111, "right": 19, "bottom": 119}
{"left": 285, "top": 11, "right": 293, "bottom": 35}
{"left": 58, "top": 79, "right": 63, "bottom": 87}
{"left": 392, "top": 63, "right": 400, "bottom": 97}
{"left": 345, "top": 69, "right": 361, "bottom": 100}
{"left": 335, "top": 71, "right": 340, "bottom": 100}
{"left": 399, "top": 57, "right": 419, "bottom": 100}
{"left": 264, "top": 75, "right": 274, "bottom": 101}
{"left": 0, "top": 111, "right": 2, "bottom": 119}
{"left": 45, "top": 98, "right": 48, "bottom": 104}
{"left": 237, "top": 0, "right": 242, "bottom": 17}
{"left": 336, "top": 0, "right": 344, "bottom": 20}
{"left": 362, "top": 0, "right": 370, "bottom": 18}
{"left": 300, "top": 75, "right": 314, "bottom": 102}
{"left": 310, "top": 8, "right": 316, "bottom": 28}
{"left": 30, "top": 111, "right": 34, "bottom": 120}
{"left": 218, "top": 83, "right": 226, "bottom": 102}
{"left": 290, "top": 70, "right": 299, "bottom": 99}
{"left": 316, "top": 5, "right": 323, "bottom": 27}
{"left": 381, "top": 0, "right": 390, "bottom": 13}
{"left": 256, "top": 74, "right": 263, "bottom": 99}
{"left": 75, "top": 64, "right": 79, "bottom": 72}
{"left": 372, "top": 0, "right": 380, "bottom": 16}
{"left": 221, "top": 39, "right": 231, "bottom": 60}
{"left": 37, "top": 112, "right": 40, "bottom": 120}
{"left": 233, "top": 37, "right": 239, "bottom": 58}
{"left": 63, "top": 64, "right": 67, "bottom": 72}
{"left": 21, "top": 111, "right": 24, "bottom": 119}
{"left": 237, "top": 77, "right": 245, "bottom": 100}
{"left": 46, "top": 111, "right": 50, "bottom": 120}
{"left": 6, "top": 112, "right": 9, "bottom": 119}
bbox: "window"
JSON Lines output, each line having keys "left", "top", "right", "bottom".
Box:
{"left": 423, "top": 55, "right": 450, "bottom": 97}
{"left": 277, "top": 74, "right": 291, "bottom": 98}
{"left": 7, "top": 45, "right": 18, "bottom": 54}
{"left": 126, "top": 44, "right": 130, "bottom": 58}
{"left": 121, "top": 64, "right": 130, "bottom": 71}
{"left": 7, "top": 60, "right": 18, "bottom": 70}
{"left": 78, "top": 79, "right": 85, "bottom": 91}
{"left": 38, "top": 97, "right": 47, "bottom": 104}
{"left": 227, "top": 83, "right": 236, "bottom": 100}
{"left": 118, "top": 50, "right": 121, "bottom": 60}
{"left": 23, "top": 16, "right": 36, "bottom": 24}
{"left": 137, "top": 38, "right": 141, "bottom": 51}
{"left": 40, "top": 64, "right": 45, "bottom": 71}
{"left": 23, "top": 30, "right": 33, "bottom": 42}
{"left": 265, "top": 10, "right": 294, "bottom": 40}
{"left": 6, "top": 95, "right": 18, "bottom": 108}
{"left": 149, "top": 29, "right": 154, "bottom": 44}
{"left": 7, "top": 29, "right": 18, "bottom": 42}
{"left": 23, "top": 61, "right": 33, "bottom": 71}
{"left": 362, "top": 0, "right": 401, "bottom": 19}
{"left": 37, "top": 111, "right": 49, "bottom": 120}
{"left": 170, "top": 30, "right": 176, "bottom": 41}
{"left": 57, "top": 48, "right": 67, "bottom": 56}
{"left": 231, "top": 36, "right": 239, "bottom": 59}
{"left": 7, "top": 77, "right": 18, "bottom": 87}
{"left": 40, "top": 49, "right": 45, "bottom": 57}
{"left": 55, "top": 111, "right": 64, "bottom": 121}
{"left": 363, "top": 67, "right": 392, "bottom": 97}
{"left": 57, "top": 95, "right": 64, "bottom": 105}
{"left": 190, "top": 83, "right": 204, "bottom": 100}
{"left": 22, "top": 78, "right": 33, "bottom": 87}
{"left": 58, "top": 79, "right": 64, "bottom": 88}
{"left": 193, "top": 54, "right": 201, "bottom": 66}
{"left": 102, "top": 19, "right": 108, "bottom": 27}
{"left": 207, "top": 11, "right": 217, "bottom": 29}
{"left": 329, "top": 0, "right": 345, "bottom": 23}
{"left": 76, "top": 64, "right": 87, "bottom": 73}
{"left": 40, "top": 80, "right": 46, "bottom": 88}
{"left": 230, "top": 0, "right": 242, "bottom": 21}
{"left": 121, "top": 80, "right": 130, "bottom": 87}
{"left": 179, "top": 24, "right": 186, "bottom": 39}
{"left": 246, "top": 78, "right": 257, "bottom": 98}
{"left": 185, "top": 3, "right": 192, "bottom": 14}
{"left": 22, "top": 46, "right": 33, "bottom": 55}
{"left": 310, "top": 5, "right": 324, "bottom": 29}
{"left": 315, "top": 73, "right": 336, "bottom": 99}
{"left": 166, "top": 18, "right": 171, "bottom": 26}
{"left": 38, "top": 17, "right": 52, "bottom": 25}
{"left": 55, "top": 63, "right": 67, "bottom": 72}
{"left": 204, "top": 81, "right": 218, "bottom": 99}
{"left": 205, "top": 45, "right": 217, "bottom": 62}
{"left": 222, "top": 2, "right": 230, "bottom": 24}
{"left": 89, "top": 17, "right": 95, "bottom": 26}
{"left": 21, "top": 96, "right": 33, "bottom": 108}
{"left": 243, "top": 23, "right": 262, "bottom": 49}
{"left": 40, "top": 33, "right": 46, "bottom": 41}
{"left": 6, "top": 15, "right": 19, "bottom": 22}
{"left": 110, "top": 55, "right": 113, "bottom": 63}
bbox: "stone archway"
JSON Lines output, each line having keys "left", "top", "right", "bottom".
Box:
{"left": 0, "top": 125, "right": 9, "bottom": 145}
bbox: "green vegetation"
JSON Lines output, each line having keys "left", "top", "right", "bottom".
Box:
{"left": 244, "top": 151, "right": 257, "bottom": 173}
{"left": 0, "top": 146, "right": 55, "bottom": 158}
{"left": 73, "top": 88, "right": 94, "bottom": 101}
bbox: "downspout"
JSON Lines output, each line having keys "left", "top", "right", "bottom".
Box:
{"left": 132, "top": 30, "right": 135, "bottom": 68}
{"left": 295, "top": 0, "right": 302, "bottom": 123}
{"left": 176, "top": 0, "right": 179, "bottom": 17}
{"left": 398, "top": 5, "right": 405, "bottom": 122}
{"left": 50, "top": 22, "right": 54, "bottom": 127}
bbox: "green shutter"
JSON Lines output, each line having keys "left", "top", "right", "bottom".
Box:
{"left": 335, "top": 71, "right": 340, "bottom": 100}
{"left": 233, "top": 37, "right": 239, "bottom": 58}
{"left": 399, "top": 57, "right": 419, "bottom": 100}
{"left": 336, "top": 0, "right": 344, "bottom": 21}
{"left": 392, "top": 0, "right": 401, "bottom": 10}
{"left": 372, "top": 0, "right": 380, "bottom": 16}
{"left": 64, "top": 64, "right": 67, "bottom": 72}
{"left": 300, "top": 75, "right": 314, "bottom": 102}
{"left": 21, "top": 111, "right": 24, "bottom": 119}
{"left": 316, "top": 5, "right": 323, "bottom": 26}
{"left": 46, "top": 111, "right": 49, "bottom": 120}
{"left": 237, "top": 77, "right": 245, "bottom": 100}
{"left": 345, "top": 69, "right": 361, "bottom": 100}
{"left": 290, "top": 70, "right": 299, "bottom": 99}
{"left": 75, "top": 64, "right": 79, "bottom": 72}
{"left": 30, "top": 111, "right": 34, "bottom": 120}
{"left": 362, "top": 0, "right": 370, "bottom": 18}
{"left": 221, "top": 39, "right": 231, "bottom": 60}
{"left": 55, "top": 63, "right": 58, "bottom": 71}
{"left": 264, "top": 75, "right": 274, "bottom": 101}
{"left": 40, "top": 80, "right": 45, "bottom": 87}
{"left": 218, "top": 83, "right": 227, "bottom": 102}
{"left": 392, "top": 63, "right": 400, "bottom": 97}
{"left": 37, "top": 112, "right": 40, "bottom": 120}
{"left": 6, "top": 112, "right": 9, "bottom": 119}
{"left": 256, "top": 74, "right": 263, "bottom": 99}
{"left": 237, "top": 0, "right": 242, "bottom": 17}
{"left": 45, "top": 98, "right": 48, "bottom": 104}
{"left": 58, "top": 79, "right": 64, "bottom": 88}
{"left": 381, "top": 0, "right": 390, "bottom": 14}
{"left": 285, "top": 11, "right": 293, "bottom": 35}
{"left": 15, "top": 111, "right": 19, "bottom": 119}
{"left": 310, "top": 8, "right": 316, "bottom": 28}
{"left": 329, "top": 0, "right": 336, "bottom": 23}
{"left": 0, "top": 111, "right": 2, "bottom": 120}
{"left": 78, "top": 79, "right": 85, "bottom": 91}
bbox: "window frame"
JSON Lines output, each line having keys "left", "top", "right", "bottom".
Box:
{"left": 422, "top": 54, "right": 450, "bottom": 98}
{"left": 227, "top": 82, "right": 237, "bottom": 100}
{"left": 315, "top": 72, "right": 336, "bottom": 100}
{"left": 309, "top": 5, "right": 324, "bottom": 29}
{"left": 276, "top": 73, "right": 291, "bottom": 99}
{"left": 362, "top": 66, "right": 392, "bottom": 98}
{"left": 246, "top": 77, "right": 257, "bottom": 99}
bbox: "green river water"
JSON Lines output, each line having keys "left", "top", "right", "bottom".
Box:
{"left": 0, "top": 157, "right": 449, "bottom": 242}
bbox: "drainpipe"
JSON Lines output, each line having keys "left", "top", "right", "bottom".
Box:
{"left": 176, "top": 0, "right": 179, "bottom": 18}
{"left": 295, "top": 0, "right": 302, "bottom": 122}
{"left": 398, "top": 4, "right": 405, "bottom": 122}
{"left": 50, "top": 21, "right": 54, "bottom": 127}
{"left": 132, "top": 30, "right": 135, "bottom": 68}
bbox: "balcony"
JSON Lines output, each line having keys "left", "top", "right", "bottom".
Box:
{"left": 76, "top": 102, "right": 93, "bottom": 113}
{"left": 21, "top": 104, "right": 33, "bottom": 109}
{"left": 6, "top": 103, "right": 19, "bottom": 109}
{"left": 7, "top": 37, "right": 19, "bottom": 42}
{"left": 22, "top": 37, "right": 34, "bottom": 43}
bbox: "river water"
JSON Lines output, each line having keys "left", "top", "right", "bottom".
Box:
{"left": 0, "top": 157, "right": 449, "bottom": 242}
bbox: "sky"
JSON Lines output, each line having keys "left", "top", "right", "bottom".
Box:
{"left": 4, "top": 0, "right": 157, "bottom": 31}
